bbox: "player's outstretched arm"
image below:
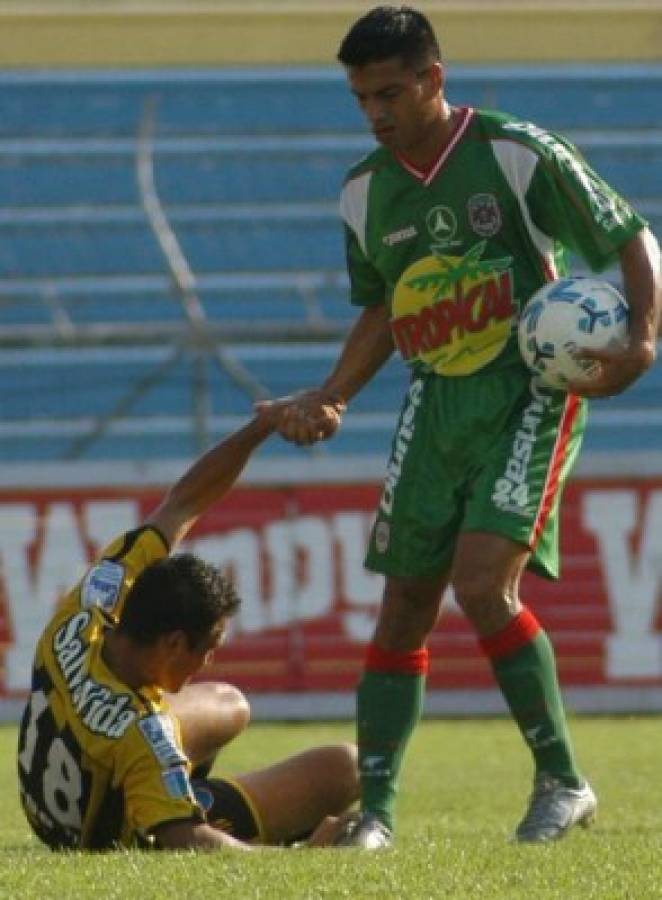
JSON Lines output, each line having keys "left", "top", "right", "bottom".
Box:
{"left": 259, "top": 303, "right": 394, "bottom": 446}
{"left": 146, "top": 411, "right": 275, "bottom": 549}
{"left": 153, "top": 819, "right": 255, "bottom": 851}
{"left": 153, "top": 814, "right": 352, "bottom": 850}
{"left": 570, "top": 228, "right": 661, "bottom": 397}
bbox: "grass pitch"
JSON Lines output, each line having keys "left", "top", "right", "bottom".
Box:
{"left": 1, "top": 716, "right": 661, "bottom": 899}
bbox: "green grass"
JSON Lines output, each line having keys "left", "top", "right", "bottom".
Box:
{"left": 2, "top": 717, "right": 662, "bottom": 899}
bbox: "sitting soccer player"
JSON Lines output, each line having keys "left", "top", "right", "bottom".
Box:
{"left": 16, "top": 412, "right": 358, "bottom": 850}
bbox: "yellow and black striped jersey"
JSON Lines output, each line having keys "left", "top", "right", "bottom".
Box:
{"left": 17, "top": 526, "right": 204, "bottom": 849}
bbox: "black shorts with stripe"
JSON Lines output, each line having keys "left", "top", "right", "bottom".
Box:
{"left": 191, "top": 777, "right": 262, "bottom": 842}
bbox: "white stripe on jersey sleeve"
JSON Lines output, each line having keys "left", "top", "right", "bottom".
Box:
{"left": 491, "top": 140, "right": 557, "bottom": 278}
{"left": 339, "top": 171, "right": 372, "bottom": 256}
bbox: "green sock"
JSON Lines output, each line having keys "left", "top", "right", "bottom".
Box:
{"left": 490, "top": 628, "right": 581, "bottom": 787}
{"left": 357, "top": 669, "right": 426, "bottom": 832}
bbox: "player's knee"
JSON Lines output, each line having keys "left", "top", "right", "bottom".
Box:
{"left": 207, "top": 682, "right": 251, "bottom": 737}
{"left": 453, "top": 569, "right": 509, "bottom": 624}
{"left": 327, "top": 742, "right": 360, "bottom": 807}
{"left": 377, "top": 580, "right": 441, "bottom": 650}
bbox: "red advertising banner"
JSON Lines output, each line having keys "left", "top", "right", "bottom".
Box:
{"left": 1, "top": 479, "right": 661, "bottom": 703}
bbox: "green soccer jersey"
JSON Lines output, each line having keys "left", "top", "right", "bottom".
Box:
{"left": 340, "top": 107, "right": 645, "bottom": 377}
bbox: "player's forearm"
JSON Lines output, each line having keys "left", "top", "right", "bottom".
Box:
{"left": 619, "top": 228, "right": 661, "bottom": 349}
{"left": 154, "top": 819, "right": 254, "bottom": 851}
{"left": 321, "top": 303, "right": 394, "bottom": 405}
{"left": 151, "top": 416, "right": 273, "bottom": 545}
{"left": 168, "top": 416, "right": 272, "bottom": 519}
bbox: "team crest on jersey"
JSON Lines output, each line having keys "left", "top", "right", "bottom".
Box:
{"left": 139, "top": 714, "right": 187, "bottom": 768}
{"left": 81, "top": 560, "right": 124, "bottom": 613}
{"left": 193, "top": 783, "right": 214, "bottom": 812}
{"left": 468, "top": 194, "right": 502, "bottom": 237}
{"left": 390, "top": 240, "right": 516, "bottom": 375}
{"left": 425, "top": 205, "right": 459, "bottom": 249}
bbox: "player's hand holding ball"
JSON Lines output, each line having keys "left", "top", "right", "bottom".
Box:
{"left": 568, "top": 338, "right": 656, "bottom": 397}
{"left": 255, "top": 390, "right": 346, "bottom": 445}
{"left": 517, "top": 276, "right": 654, "bottom": 397}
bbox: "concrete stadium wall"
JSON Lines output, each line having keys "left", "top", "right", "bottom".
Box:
{"left": 0, "top": 2, "right": 660, "bottom": 67}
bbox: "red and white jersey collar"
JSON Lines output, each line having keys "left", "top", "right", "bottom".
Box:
{"left": 394, "top": 106, "right": 474, "bottom": 186}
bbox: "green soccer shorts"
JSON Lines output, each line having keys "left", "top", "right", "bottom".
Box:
{"left": 365, "top": 367, "right": 587, "bottom": 580}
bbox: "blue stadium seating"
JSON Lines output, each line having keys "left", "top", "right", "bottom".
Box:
{"left": 0, "top": 65, "right": 660, "bottom": 466}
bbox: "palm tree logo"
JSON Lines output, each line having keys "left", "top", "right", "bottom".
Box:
{"left": 406, "top": 240, "right": 513, "bottom": 300}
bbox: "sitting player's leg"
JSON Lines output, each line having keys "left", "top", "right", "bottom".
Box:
{"left": 195, "top": 743, "right": 359, "bottom": 845}
{"left": 167, "top": 681, "right": 250, "bottom": 776}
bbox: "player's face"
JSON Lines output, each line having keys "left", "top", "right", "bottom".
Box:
{"left": 160, "top": 619, "right": 228, "bottom": 692}
{"left": 347, "top": 58, "right": 443, "bottom": 153}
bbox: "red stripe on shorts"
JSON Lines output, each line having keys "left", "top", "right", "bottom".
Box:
{"left": 479, "top": 607, "right": 541, "bottom": 660}
{"left": 365, "top": 644, "right": 429, "bottom": 675}
{"left": 541, "top": 255, "right": 558, "bottom": 283}
{"left": 530, "top": 392, "right": 582, "bottom": 548}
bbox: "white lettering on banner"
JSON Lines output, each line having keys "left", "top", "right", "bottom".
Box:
{"left": 265, "top": 516, "right": 333, "bottom": 626}
{"left": 2, "top": 505, "right": 38, "bottom": 692}
{"left": 2, "top": 501, "right": 137, "bottom": 692}
{"left": 2, "top": 499, "right": 472, "bottom": 694}
{"left": 195, "top": 511, "right": 457, "bottom": 643}
{"left": 5, "top": 503, "right": 87, "bottom": 692}
{"left": 189, "top": 531, "right": 261, "bottom": 635}
{"left": 3, "top": 501, "right": 358, "bottom": 693}
{"left": 333, "top": 512, "right": 382, "bottom": 641}
{"left": 193, "top": 512, "right": 383, "bottom": 642}
{"left": 583, "top": 490, "right": 662, "bottom": 678}
{"left": 191, "top": 516, "right": 335, "bottom": 634}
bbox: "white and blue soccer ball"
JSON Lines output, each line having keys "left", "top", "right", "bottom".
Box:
{"left": 518, "top": 277, "right": 629, "bottom": 390}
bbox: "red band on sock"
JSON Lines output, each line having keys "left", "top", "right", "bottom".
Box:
{"left": 479, "top": 608, "right": 541, "bottom": 661}
{"left": 365, "top": 644, "right": 429, "bottom": 675}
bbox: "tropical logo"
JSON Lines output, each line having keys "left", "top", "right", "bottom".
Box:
{"left": 390, "top": 241, "right": 516, "bottom": 375}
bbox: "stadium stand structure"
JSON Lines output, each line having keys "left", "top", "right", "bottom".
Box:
{"left": 0, "top": 65, "right": 661, "bottom": 475}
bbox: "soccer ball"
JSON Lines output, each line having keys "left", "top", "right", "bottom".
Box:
{"left": 517, "top": 277, "right": 629, "bottom": 390}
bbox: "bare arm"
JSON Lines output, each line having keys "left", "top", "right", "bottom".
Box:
{"left": 266, "top": 303, "right": 394, "bottom": 445}
{"left": 153, "top": 812, "right": 352, "bottom": 850}
{"left": 570, "top": 227, "right": 661, "bottom": 396}
{"left": 153, "top": 819, "right": 254, "bottom": 851}
{"left": 320, "top": 302, "right": 394, "bottom": 403}
{"left": 146, "top": 414, "right": 274, "bottom": 548}
{"left": 622, "top": 227, "right": 661, "bottom": 348}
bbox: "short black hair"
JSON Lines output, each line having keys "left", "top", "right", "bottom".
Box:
{"left": 337, "top": 6, "right": 441, "bottom": 70}
{"left": 116, "top": 553, "right": 240, "bottom": 649}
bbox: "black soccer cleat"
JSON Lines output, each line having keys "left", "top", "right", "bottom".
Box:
{"left": 333, "top": 812, "right": 392, "bottom": 850}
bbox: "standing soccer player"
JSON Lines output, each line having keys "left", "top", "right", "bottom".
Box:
{"left": 264, "top": 6, "right": 661, "bottom": 846}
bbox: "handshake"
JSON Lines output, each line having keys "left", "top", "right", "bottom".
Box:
{"left": 255, "top": 389, "right": 347, "bottom": 446}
